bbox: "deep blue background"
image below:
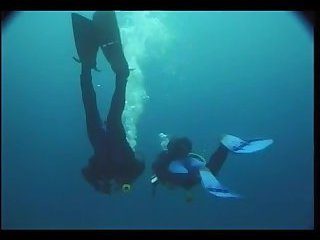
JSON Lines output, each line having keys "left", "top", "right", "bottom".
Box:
{"left": 2, "top": 11, "right": 313, "bottom": 229}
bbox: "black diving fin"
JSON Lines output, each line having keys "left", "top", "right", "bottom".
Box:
{"left": 92, "top": 11, "right": 121, "bottom": 46}
{"left": 71, "top": 13, "right": 100, "bottom": 71}
{"left": 92, "top": 11, "right": 129, "bottom": 78}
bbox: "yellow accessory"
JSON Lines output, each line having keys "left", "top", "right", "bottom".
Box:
{"left": 122, "top": 184, "right": 131, "bottom": 193}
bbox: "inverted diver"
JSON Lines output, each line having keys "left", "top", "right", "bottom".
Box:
{"left": 72, "top": 11, "right": 145, "bottom": 194}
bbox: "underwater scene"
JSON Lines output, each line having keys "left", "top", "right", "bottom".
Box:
{"left": 1, "top": 11, "right": 313, "bottom": 229}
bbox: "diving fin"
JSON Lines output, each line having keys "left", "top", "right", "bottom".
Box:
{"left": 221, "top": 134, "right": 273, "bottom": 153}
{"left": 92, "top": 11, "right": 121, "bottom": 46}
{"left": 71, "top": 13, "right": 100, "bottom": 71}
{"left": 92, "top": 11, "right": 129, "bottom": 78}
{"left": 199, "top": 168, "right": 241, "bottom": 198}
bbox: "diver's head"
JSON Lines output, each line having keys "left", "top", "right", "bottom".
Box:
{"left": 117, "top": 158, "right": 145, "bottom": 190}
{"left": 167, "top": 137, "right": 192, "bottom": 158}
{"left": 82, "top": 156, "right": 112, "bottom": 194}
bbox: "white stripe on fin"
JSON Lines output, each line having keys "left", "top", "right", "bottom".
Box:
{"left": 221, "top": 134, "right": 273, "bottom": 153}
{"left": 199, "top": 169, "right": 241, "bottom": 198}
{"left": 235, "top": 139, "right": 273, "bottom": 153}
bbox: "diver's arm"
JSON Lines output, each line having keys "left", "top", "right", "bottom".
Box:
{"left": 151, "top": 151, "right": 168, "bottom": 196}
{"left": 80, "top": 65, "right": 105, "bottom": 152}
{"left": 206, "top": 144, "right": 229, "bottom": 176}
{"left": 152, "top": 151, "right": 170, "bottom": 178}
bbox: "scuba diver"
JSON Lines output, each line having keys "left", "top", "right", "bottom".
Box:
{"left": 151, "top": 133, "right": 273, "bottom": 201}
{"left": 71, "top": 11, "right": 145, "bottom": 194}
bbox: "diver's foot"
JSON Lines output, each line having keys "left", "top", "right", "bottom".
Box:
{"left": 81, "top": 64, "right": 91, "bottom": 74}
{"left": 80, "top": 64, "right": 93, "bottom": 83}
{"left": 115, "top": 74, "right": 129, "bottom": 90}
{"left": 102, "top": 44, "right": 130, "bottom": 79}
{"left": 221, "top": 135, "right": 247, "bottom": 153}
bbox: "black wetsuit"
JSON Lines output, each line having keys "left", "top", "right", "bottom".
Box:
{"left": 152, "top": 144, "right": 229, "bottom": 190}
{"left": 81, "top": 69, "right": 137, "bottom": 181}
{"left": 81, "top": 34, "right": 143, "bottom": 192}
{"left": 72, "top": 11, "right": 144, "bottom": 193}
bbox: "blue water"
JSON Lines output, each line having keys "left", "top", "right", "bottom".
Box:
{"left": 1, "top": 11, "right": 313, "bottom": 229}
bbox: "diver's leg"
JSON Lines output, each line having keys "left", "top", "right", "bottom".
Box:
{"left": 206, "top": 144, "right": 229, "bottom": 176}
{"left": 80, "top": 65, "right": 105, "bottom": 151}
{"left": 93, "top": 11, "right": 131, "bottom": 148}
{"left": 105, "top": 75, "right": 128, "bottom": 141}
